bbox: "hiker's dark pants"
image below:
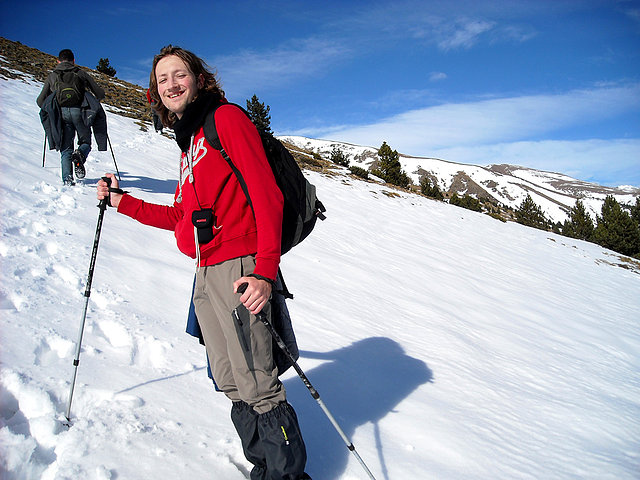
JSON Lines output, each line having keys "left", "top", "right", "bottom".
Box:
{"left": 60, "top": 107, "right": 91, "bottom": 182}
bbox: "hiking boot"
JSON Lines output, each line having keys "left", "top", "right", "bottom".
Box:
{"left": 63, "top": 178, "right": 76, "bottom": 186}
{"left": 71, "top": 150, "right": 85, "bottom": 179}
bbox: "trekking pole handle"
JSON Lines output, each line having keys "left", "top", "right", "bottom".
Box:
{"left": 236, "top": 282, "right": 270, "bottom": 320}
{"left": 99, "top": 176, "right": 111, "bottom": 210}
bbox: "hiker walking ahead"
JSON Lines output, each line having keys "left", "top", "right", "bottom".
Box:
{"left": 146, "top": 88, "right": 163, "bottom": 133}
{"left": 97, "top": 45, "right": 311, "bottom": 480}
{"left": 37, "top": 49, "right": 105, "bottom": 185}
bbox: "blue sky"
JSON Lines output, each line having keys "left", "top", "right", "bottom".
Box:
{"left": 2, "top": 0, "right": 639, "bottom": 187}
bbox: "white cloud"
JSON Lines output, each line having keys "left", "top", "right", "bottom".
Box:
{"left": 356, "top": 0, "right": 541, "bottom": 51}
{"left": 498, "top": 25, "right": 538, "bottom": 43}
{"left": 210, "top": 37, "right": 352, "bottom": 96}
{"left": 435, "top": 19, "right": 496, "bottom": 50}
{"left": 429, "top": 72, "right": 448, "bottom": 82}
{"left": 310, "top": 84, "right": 640, "bottom": 152}
{"left": 623, "top": 7, "right": 640, "bottom": 24}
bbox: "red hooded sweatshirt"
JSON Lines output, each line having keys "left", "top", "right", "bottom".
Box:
{"left": 117, "top": 103, "right": 284, "bottom": 281}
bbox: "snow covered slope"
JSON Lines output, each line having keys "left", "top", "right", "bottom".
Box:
{"left": 1, "top": 75, "right": 639, "bottom": 480}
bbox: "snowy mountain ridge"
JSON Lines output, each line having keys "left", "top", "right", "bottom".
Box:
{"left": 281, "top": 136, "right": 639, "bottom": 224}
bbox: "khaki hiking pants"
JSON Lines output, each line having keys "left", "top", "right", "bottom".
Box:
{"left": 193, "top": 256, "right": 286, "bottom": 414}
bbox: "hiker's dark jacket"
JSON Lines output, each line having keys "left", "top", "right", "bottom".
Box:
{"left": 37, "top": 62, "right": 108, "bottom": 151}
{"left": 39, "top": 92, "right": 108, "bottom": 151}
{"left": 82, "top": 92, "right": 108, "bottom": 150}
{"left": 36, "top": 61, "right": 105, "bottom": 108}
{"left": 39, "top": 94, "right": 63, "bottom": 151}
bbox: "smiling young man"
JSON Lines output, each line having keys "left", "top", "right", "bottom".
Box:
{"left": 97, "top": 45, "right": 310, "bottom": 480}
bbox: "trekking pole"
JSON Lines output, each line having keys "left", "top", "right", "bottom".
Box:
{"left": 238, "top": 284, "right": 378, "bottom": 480}
{"left": 42, "top": 133, "right": 47, "bottom": 167}
{"left": 65, "top": 177, "right": 111, "bottom": 424}
{"left": 106, "top": 134, "right": 122, "bottom": 181}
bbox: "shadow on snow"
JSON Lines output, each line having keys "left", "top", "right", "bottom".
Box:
{"left": 286, "top": 336, "right": 433, "bottom": 480}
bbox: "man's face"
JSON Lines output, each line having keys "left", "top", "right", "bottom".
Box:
{"left": 155, "top": 55, "right": 202, "bottom": 119}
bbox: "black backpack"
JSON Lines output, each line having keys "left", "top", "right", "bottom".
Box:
{"left": 54, "top": 69, "right": 85, "bottom": 107}
{"left": 203, "top": 103, "right": 326, "bottom": 256}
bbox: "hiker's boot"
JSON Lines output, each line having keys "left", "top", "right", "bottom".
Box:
{"left": 257, "top": 401, "right": 310, "bottom": 480}
{"left": 71, "top": 150, "right": 85, "bottom": 179}
{"left": 231, "top": 401, "right": 267, "bottom": 480}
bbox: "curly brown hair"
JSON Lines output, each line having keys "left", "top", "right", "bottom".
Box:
{"left": 149, "top": 45, "right": 225, "bottom": 128}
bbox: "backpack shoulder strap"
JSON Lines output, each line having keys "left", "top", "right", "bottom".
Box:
{"left": 203, "top": 103, "right": 254, "bottom": 213}
{"left": 72, "top": 67, "right": 88, "bottom": 89}
{"left": 53, "top": 70, "right": 64, "bottom": 87}
{"left": 202, "top": 102, "right": 252, "bottom": 149}
{"left": 202, "top": 102, "right": 224, "bottom": 151}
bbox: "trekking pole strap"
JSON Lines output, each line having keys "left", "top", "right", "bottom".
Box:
{"left": 246, "top": 273, "right": 276, "bottom": 288}
{"left": 101, "top": 176, "right": 128, "bottom": 208}
{"left": 106, "top": 135, "right": 122, "bottom": 181}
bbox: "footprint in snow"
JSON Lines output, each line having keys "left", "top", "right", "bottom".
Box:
{"left": 32, "top": 181, "right": 57, "bottom": 196}
{"left": 97, "top": 319, "right": 134, "bottom": 350}
{"left": 96, "top": 318, "right": 173, "bottom": 370}
{"left": 0, "top": 289, "right": 16, "bottom": 310}
{"left": 90, "top": 288, "right": 124, "bottom": 310}
{"left": 134, "top": 335, "right": 173, "bottom": 369}
{"left": 33, "top": 335, "right": 74, "bottom": 366}
{"left": 2, "top": 290, "right": 27, "bottom": 312}
{"left": 0, "top": 369, "right": 63, "bottom": 454}
{"left": 51, "top": 264, "right": 81, "bottom": 289}
{"left": 45, "top": 241, "right": 59, "bottom": 255}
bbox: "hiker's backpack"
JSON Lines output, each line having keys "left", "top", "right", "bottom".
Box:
{"left": 54, "top": 69, "right": 85, "bottom": 107}
{"left": 203, "top": 103, "right": 326, "bottom": 255}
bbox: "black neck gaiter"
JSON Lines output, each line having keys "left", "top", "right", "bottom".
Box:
{"left": 172, "top": 91, "right": 221, "bottom": 153}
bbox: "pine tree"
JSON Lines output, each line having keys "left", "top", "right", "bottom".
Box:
{"left": 594, "top": 195, "right": 640, "bottom": 257}
{"left": 373, "top": 141, "right": 411, "bottom": 188}
{"left": 515, "top": 194, "right": 550, "bottom": 230}
{"left": 349, "top": 166, "right": 369, "bottom": 179}
{"left": 420, "top": 177, "right": 444, "bottom": 200}
{"left": 330, "top": 146, "right": 350, "bottom": 167}
{"left": 96, "top": 58, "right": 116, "bottom": 77}
{"left": 630, "top": 197, "right": 640, "bottom": 226}
{"left": 449, "top": 193, "right": 482, "bottom": 212}
{"left": 246, "top": 94, "right": 272, "bottom": 134}
{"left": 562, "top": 199, "right": 595, "bottom": 241}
